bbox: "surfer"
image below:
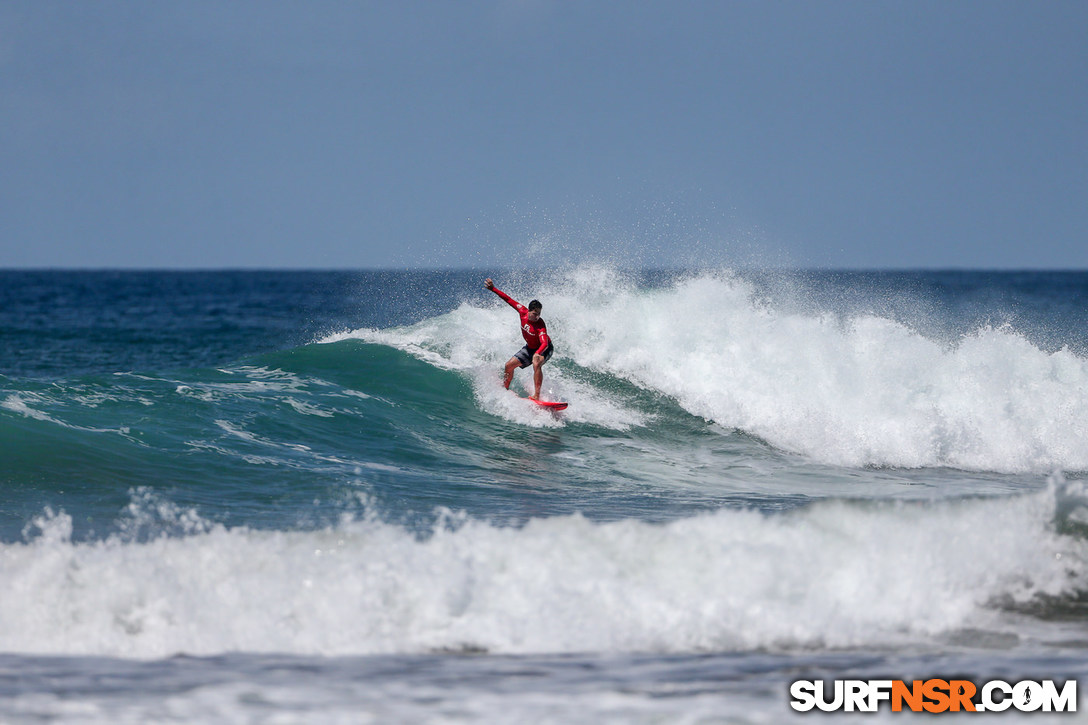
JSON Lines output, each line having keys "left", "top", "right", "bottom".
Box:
{"left": 485, "top": 278, "right": 553, "bottom": 400}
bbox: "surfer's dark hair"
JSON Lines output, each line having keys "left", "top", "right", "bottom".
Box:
{"left": 528, "top": 300, "right": 542, "bottom": 312}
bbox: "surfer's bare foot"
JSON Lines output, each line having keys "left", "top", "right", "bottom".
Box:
{"left": 529, "top": 393, "right": 540, "bottom": 400}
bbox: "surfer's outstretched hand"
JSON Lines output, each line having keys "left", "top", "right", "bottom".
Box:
{"left": 484, "top": 278, "right": 494, "bottom": 290}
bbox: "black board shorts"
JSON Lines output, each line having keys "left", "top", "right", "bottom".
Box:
{"left": 514, "top": 342, "right": 554, "bottom": 368}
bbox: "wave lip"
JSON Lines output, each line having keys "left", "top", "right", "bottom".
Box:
{"left": 3, "top": 482, "right": 1086, "bottom": 659}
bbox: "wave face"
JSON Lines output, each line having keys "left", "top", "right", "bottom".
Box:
{"left": 4, "top": 480, "right": 1087, "bottom": 658}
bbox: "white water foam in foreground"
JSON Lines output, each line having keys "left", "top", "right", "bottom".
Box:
{"left": 2, "top": 480, "right": 1086, "bottom": 659}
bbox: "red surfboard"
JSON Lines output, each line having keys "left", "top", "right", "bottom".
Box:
{"left": 529, "top": 398, "right": 568, "bottom": 411}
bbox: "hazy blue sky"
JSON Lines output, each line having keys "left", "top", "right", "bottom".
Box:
{"left": 2, "top": 1, "right": 1085, "bottom": 269}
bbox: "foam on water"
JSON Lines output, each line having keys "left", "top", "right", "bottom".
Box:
{"left": 3, "top": 480, "right": 1086, "bottom": 659}
{"left": 2, "top": 393, "right": 131, "bottom": 436}
{"left": 326, "top": 268, "right": 1088, "bottom": 473}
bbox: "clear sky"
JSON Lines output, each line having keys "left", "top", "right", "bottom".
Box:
{"left": 2, "top": 1, "right": 1085, "bottom": 269}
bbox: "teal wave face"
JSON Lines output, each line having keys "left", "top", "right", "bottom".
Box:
{"left": 0, "top": 341, "right": 722, "bottom": 540}
{"left": 0, "top": 343, "right": 473, "bottom": 539}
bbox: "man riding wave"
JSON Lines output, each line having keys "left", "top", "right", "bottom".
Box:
{"left": 485, "top": 278, "right": 553, "bottom": 400}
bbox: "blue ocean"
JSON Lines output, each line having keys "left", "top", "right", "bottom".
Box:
{"left": 2, "top": 268, "right": 1087, "bottom": 722}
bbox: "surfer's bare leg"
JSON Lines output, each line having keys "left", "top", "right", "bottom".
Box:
{"left": 503, "top": 357, "right": 519, "bottom": 389}
{"left": 531, "top": 354, "right": 544, "bottom": 399}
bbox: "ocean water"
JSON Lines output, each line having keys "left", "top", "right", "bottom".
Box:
{"left": 1, "top": 268, "right": 1087, "bottom": 723}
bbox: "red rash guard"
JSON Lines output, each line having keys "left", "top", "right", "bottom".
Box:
{"left": 491, "top": 287, "right": 550, "bottom": 355}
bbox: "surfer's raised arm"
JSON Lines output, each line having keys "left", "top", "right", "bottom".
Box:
{"left": 484, "top": 278, "right": 522, "bottom": 311}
